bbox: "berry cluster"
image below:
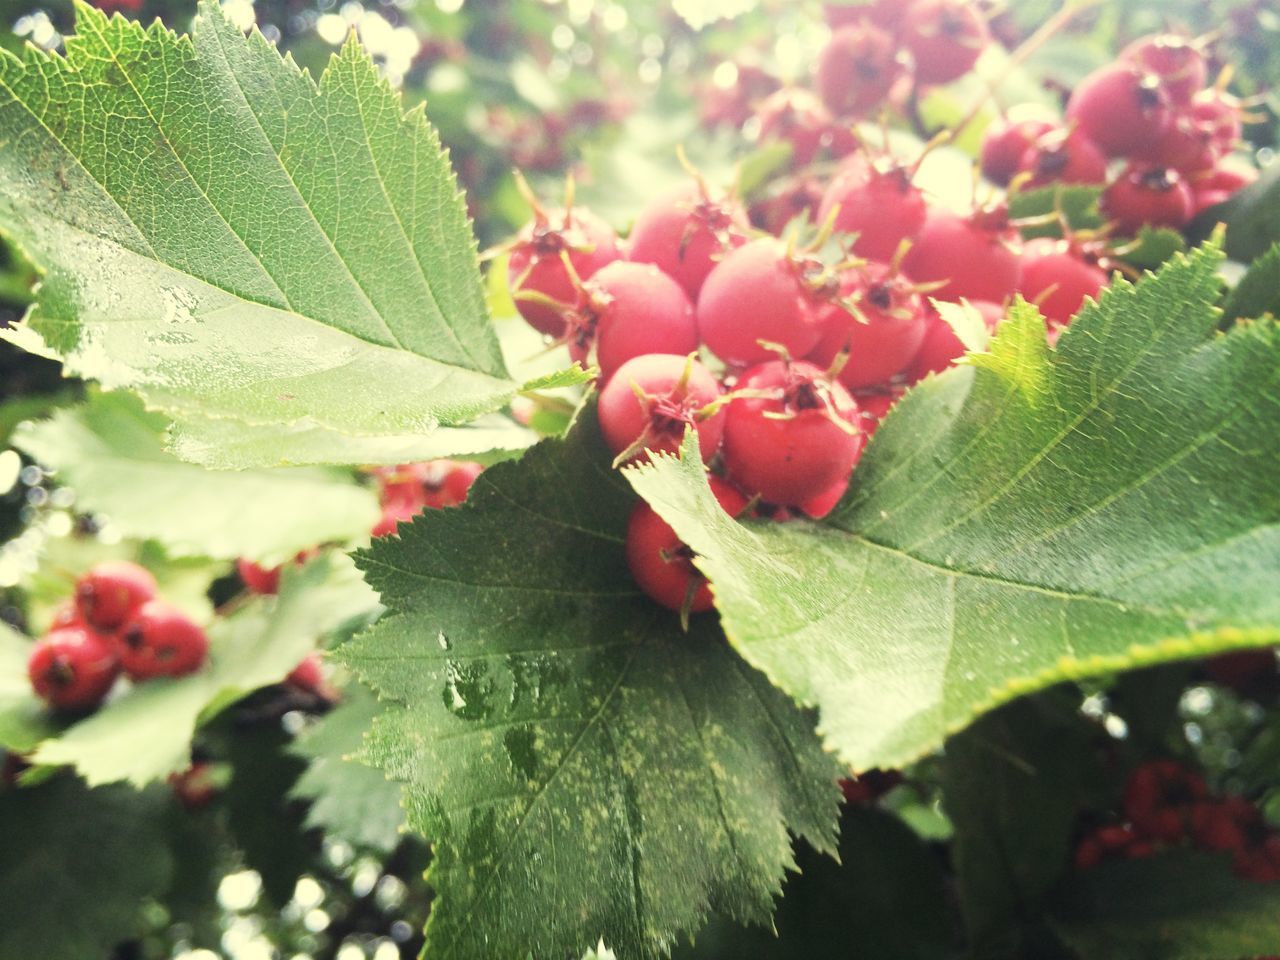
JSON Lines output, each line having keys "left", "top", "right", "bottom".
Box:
{"left": 502, "top": 10, "right": 1257, "bottom": 617}
{"left": 1075, "top": 760, "right": 1280, "bottom": 883}
{"left": 369, "top": 459, "right": 485, "bottom": 538}
{"left": 26, "top": 561, "right": 208, "bottom": 712}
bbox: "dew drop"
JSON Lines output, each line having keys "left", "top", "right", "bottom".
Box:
{"left": 437, "top": 631, "right": 450, "bottom": 650}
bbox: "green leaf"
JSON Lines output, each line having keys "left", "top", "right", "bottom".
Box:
{"left": 289, "top": 681, "right": 406, "bottom": 855}
{"left": 1223, "top": 242, "right": 1280, "bottom": 324}
{"left": 0, "top": 620, "right": 60, "bottom": 752}
{"left": 627, "top": 242, "right": 1280, "bottom": 771}
{"left": 673, "top": 806, "right": 957, "bottom": 960}
{"left": 1119, "top": 226, "right": 1187, "bottom": 270}
{"left": 0, "top": 2, "right": 571, "bottom": 467}
{"left": 1008, "top": 184, "right": 1102, "bottom": 238}
{"left": 13, "top": 391, "right": 379, "bottom": 563}
{"left": 0, "top": 775, "right": 173, "bottom": 959}
{"left": 30, "top": 552, "right": 379, "bottom": 786}
{"left": 1217, "top": 159, "right": 1280, "bottom": 262}
{"left": 340, "top": 414, "right": 842, "bottom": 960}
{"left": 943, "top": 693, "right": 1093, "bottom": 953}
{"left": 1053, "top": 851, "right": 1280, "bottom": 959}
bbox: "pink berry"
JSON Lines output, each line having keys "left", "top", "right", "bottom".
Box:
{"left": 901, "top": 0, "right": 990, "bottom": 87}
{"left": 902, "top": 207, "right": 1022, "bottom": 305}
{"left": 814, "top": 22, "right": 905, "bottom": 118}
{"left": 626, "top": 476, "right": 748, "bottom": 615}
{"left": 981, "top": 116, "right": 1055, "bottom": 186}
{"left": 1137, "top": 112, "right": 1218, "bottom": 173}
{"left": 1018, "top": 238, "right": 1110, "bottom": 328}
{"left": 507, "top": 207, "right": 622, "bottom": 337}
{"left": 698, "top": 238, "right": 835, "bottom": 366}
{"left": 1101, "top": 164, "right": 1194, "bottom": 234}
{"left": 721, "top": 360, "right": 864, "bottom": 505}
{"left": 1192, "top": 88, "right": 1244, "bottom": 153}
{"left": 285, "top": 653, "right": 336, "bottom": 701}
{"left": 627, "top": 183, "right": 748, "bottom": 301}
{"left": 28, "top": 626, "right": 120, "bottom": 711}
{"left": 237, "top": 559, "right": 282, "bottom": 596}
{"left": 904, "top": 300, "right": 1002, "bottom": 381}
{"left": 808, "top": 264, "right": 929, "bottom": 390}
{"left": 421, "top": 461, "right": 484, "bottom": 509}
{"left": 1017, "top": 127, "right": 1109, "bottom": 188}
{"left": 598, "top": 354, "right": 725, "bottom": 464}
{"left": 1066, "top": 64, "right": 1173, "bottom": 158}
{"left": 817, "top": 157, "right": 927, "bottom": 262}
{"left": 565, "top": 262, "right": 698, "bottom": 382}
{"left": 748, "top": 175, "right": 825, "bottom": 236}
{"left": 75, "top": 561, "right": 158, "bottom": 632}
{"left": 756, "top": 88, "right": 838, "bottom": 167}
{"left": 116, "top": 601, "right": 209, "bottom": 680}
{"left": 1121, "top": 33, "right": 1206, "bottom": 104}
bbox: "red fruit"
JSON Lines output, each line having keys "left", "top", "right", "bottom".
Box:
{"left": 722, "top": 360, "right": 865, "bottom": 505}
{"left": 1192, "top": 88, "right": 1244, "bottom": 153}
{"left": 981, "top": 116, "right": 1055, "bottom": 186}
{"left": 814, "top": 22, "right": 905, "bottom": 119}
{"left": 75, "top": 561, "right": 158, "bottom": 632}
{"left": 507, "top": 206, "right": 622, "bottom": 337}
{"left": 1123, "top": 759, "right": 1209, "bottom": 830}
{"left": 839, "top": 769, "right": 903, "bottom": 804}
{"left": 169, "top": 762, "right": 220, "bottom": 811}
{"left": 853, "top": 386, "right": 905, "bottom": 435}
{"left": 697, "top": 238, "right": 834, "bottom": 365}
{"left": 625, "top": 475, "right": 749, "bottom": 614}
{"left": 564, "top": 262, "right": 698, "bottom": 381}
{"left": 1195, "top": 161, "right": 1257, "bottom": 196}
{"left": 285, "top": 653, "right": 336, "bottom": 701}
{"left": 422, "top": 461, "right": 484, "bottom": 509}
{"left": 904, "top": 299, "right": 1002, "bottom": 381}
{"left": 237, "top": 558, "right": 282, "bottom": 596}
{"left": 1137, "top": 112, "right": 1218, "bottom": 173}
{"left": 1018, "top": 238, "right": 1109, "bottom": 328}
{"left": 1101, "top": 165, "right": 1194, "bottom": 234}
{"left": 808, "top": 265, "right": 929, "bottom": 389}
{"left": 700, "top": 62, "right": 781, "bottom": 129}
{"left": 1192, "top": 799, "right": 1258, "bottom": 853}
{"left": 116, "top": 601, "right": 209, "bottom": 680}
{"left": 1066, "top": 64, "right": 1172, "bottom": 158}
{"left": 825, "top": 0, "right": 904, "bottom": 30}
{"left": 748, "top": 175, "right": 825, "bottom": 235}
{"left": 797, "top": 474, "right": 849, "bottom": 519}
{"left": 1121, "top": 33, "right": 1206, "bottom": 104}
{"left": 756, "top": 88, "right": 838, "bottom": 167}
{"left": 372, "top": 499, "right": 420, "bottom": 538}
{"left": 598, "top": 354, "right": 725, "bottom": 464}
{"left": 901, "top": 0, "right": 990, "bottom": 86}
{"left": 902, "top": 208, "right": 1022, "bottom": 304}
{"left": 48, "top": 600, "right": 83, "bottom": 631}
{"left": 627, "top": 183, "right": 749, "bottom": 300}
{"left": 27, "top": 626, "right": 120, "bottom": 711}
{"left": 1017, "top": 127, "right": 1109, "bottom": 188}
{"left": 817, "top": 157, "right": 927, "bottom": 262}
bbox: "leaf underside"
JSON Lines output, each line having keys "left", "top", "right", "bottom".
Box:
{"left": 0, "top": 1, "right": 570, "bottom": 467}
{"left": 341, "top": 414, "right": 842, "bottom": 960}
{"left": 628, "top": 242, "right": 1280, "bottom": 771}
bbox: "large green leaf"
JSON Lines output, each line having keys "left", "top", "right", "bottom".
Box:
{"left": 0, "top": 2, "right": 579, "bottom": 467}
{"left": 340, "top": 414, "right": 842, "bottom": 960}
{"left": 288, "top": 681, "right": 406, "bottom": 855}
{"left": 627, "top": 242, "right": 1280, "bottom": 771}
{"left": 1223, "top": 242, "right": 1280, "bottom": 324}
{"left": 0, "top": 775, "right": 173, "bottom": 959}
{"left": 1053, "top": 852, "right": 1280, "bottom": 959}
{"left": 14, "top": 391, "right": 379, "bottom": 563}
{"left": 28, "top": 552, "right": 379, "bottom": 786}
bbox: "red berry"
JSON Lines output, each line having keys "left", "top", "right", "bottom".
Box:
{"left": 1017, "top": 127, "right": 1109, "bottom": 188}
{"left": 598, "top": 354, "right": 725, "bottom": 464}
{"left": 285, "top": 653, "right": 336, "bottom": 701}
{"left": 1191, "top": 88, "right": 1244, "bottom": 153}
{"left": 817, "top": 157, "right": 927, "bottom": 262}
{"left": 1121, "top": 33, "right": 1206, "bottom": 104}
{"left": 852, "top": 386, "right": 905, "bottom": 435}
{"left": 169, "top": 762, "right": 220, "bottom": 810}
{"left": 808, "top": 264, "right": 929, "bottom": 389}
{"left": 797, "top": 474, "right": 849, "bottom": 519}
{"left": 981, "top": 116, "right": 1055, "bottom": 186}
{"left": 627, "top": 183, "right": 748, "bottom": 301}
{"left": 564, "top": 262, "right": 698, "bottom": 382}
{"left": 697, "top": 238, "right": 834, "bottom": 365}
{"left": 901, "top": 0, "right": 990, "bottom": 86}
{"left": 507, "top": 207, "right": 622, "bottom": 337}
{"left": 748, "top": 175, "right": 825, "bottom": 235}
{"left": 1101, "top": 164, "right": 1194, "bottom": 234}
{"left": 48, "top": 600, "right": 84, "bottom": 631}
{"left": 27, "top": 626, "right": 120, "bottom": 711}
{"left": 237, "top": 558, "right": 282, "bottom": 596}
{"left": 902, "top": 208, "right": 1022, "bottom": 305}
{"left": 1137, "top": 112, "right": 1218, "bottom": 173}
{"left": 116, "top": 601, "right": 209, "bottom": 680}
{"left": 824, "top": 0, "right": 904, "bottom": 30}
{"left": 1018, "top": 238, "right": 1109, "bottom": 328}
{"left": 1123, "top": 759, "right": 1209, "bottom": 831}
{"left": 814, "top": 22, "right": 905, "bottom": 119}
{"left": 625, "top": 475, "right": 749, "bottom": 614}
{"left": 422, "top": 460, "right": 484, "bottom": 509}
{"left": 372, "top": 499, "right": 420, "bottom": 538}
{"left": 722, "top": 360, "right": 864, "bottom": 505}
{"left": 75, "top": 561, "right": 158, "bottom": 632}
{"left": 1066, "top": 64, "right": 1173, "bottom": 158}
{"left": 904, "top": 299, "right": 1002, "bottom": 381}
{"left": 756, "top": 88, "right": 838, "bottom": 167}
